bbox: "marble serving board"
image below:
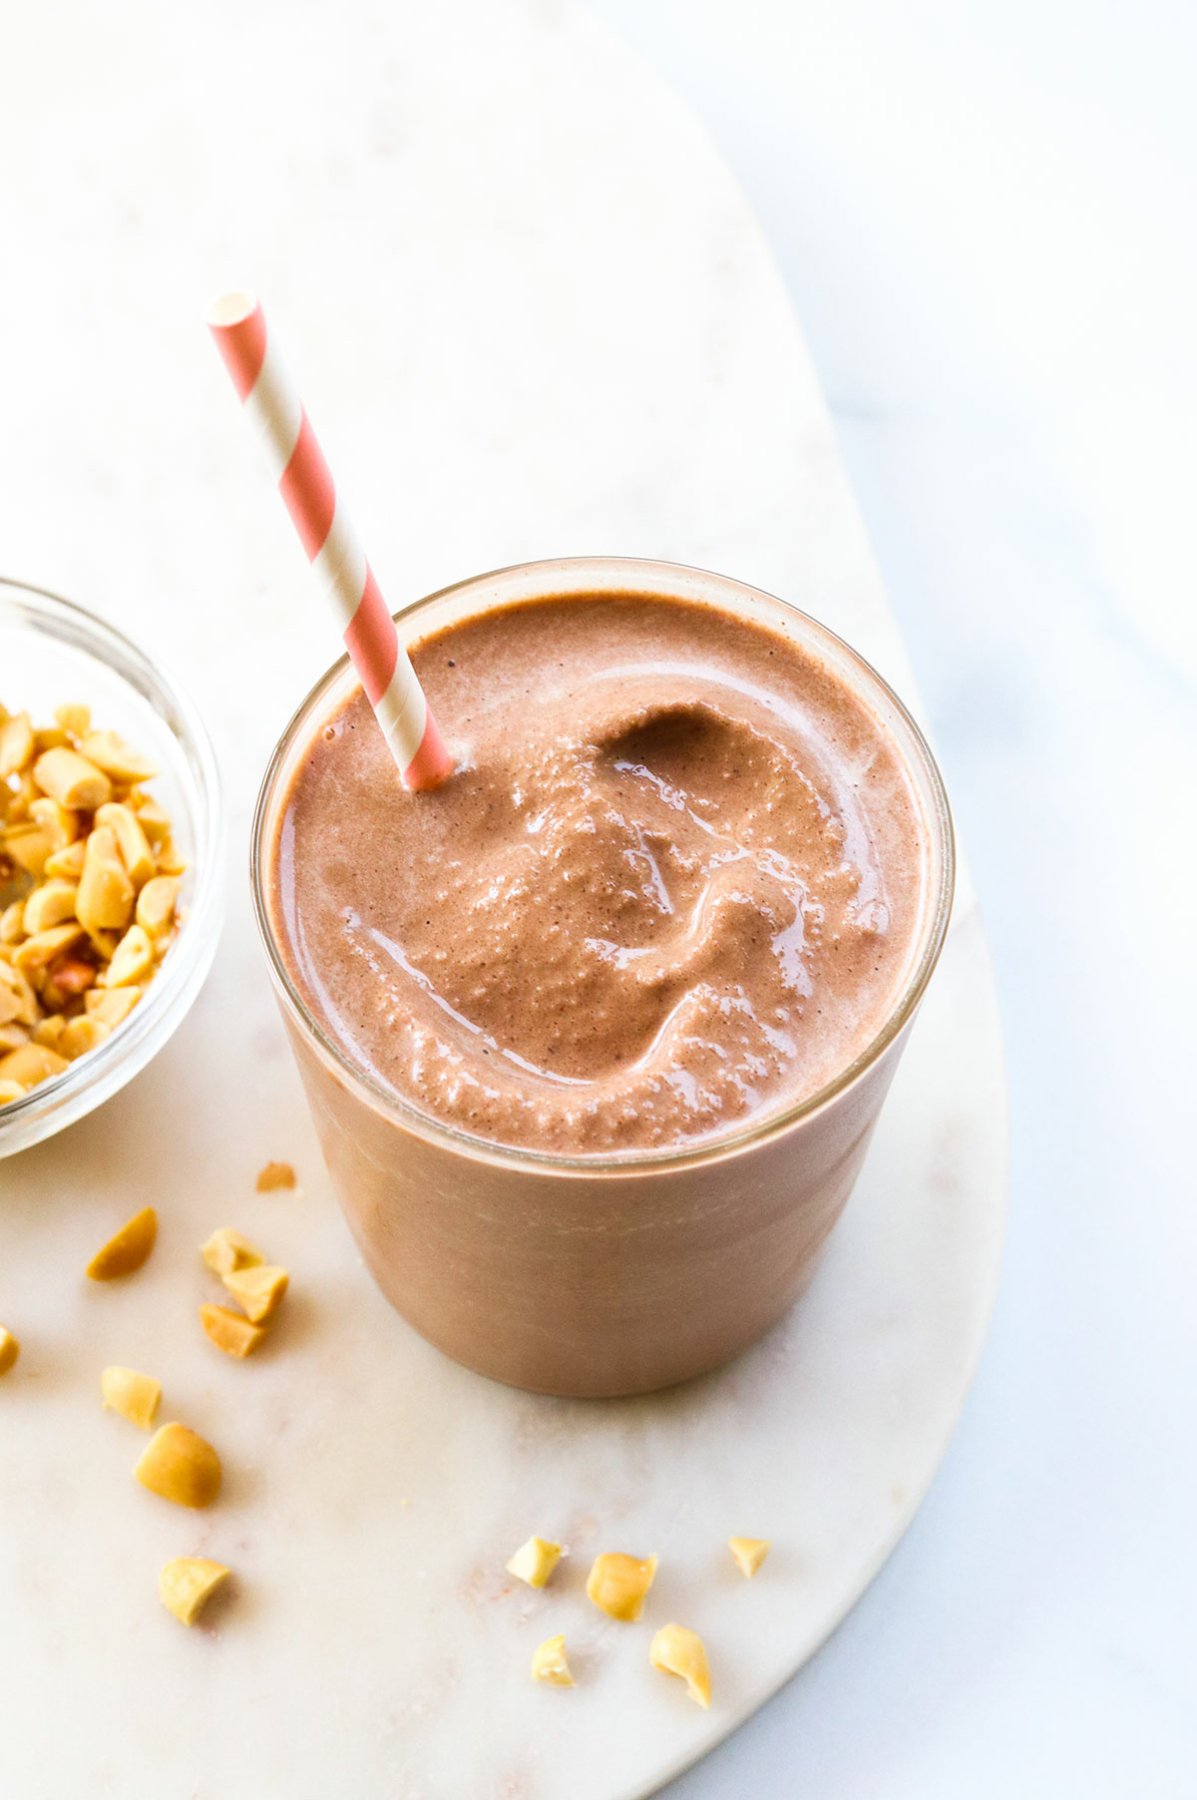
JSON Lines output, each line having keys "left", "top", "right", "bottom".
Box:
{"left": 0, "top": 2, "right": 1006, "bottom": 1795}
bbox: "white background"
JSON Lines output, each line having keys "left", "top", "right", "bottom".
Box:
{"left": 584, "top": 3, "right": 1197, "bottom": 1796}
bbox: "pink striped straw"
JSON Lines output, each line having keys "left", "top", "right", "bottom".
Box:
{"left": 206, "top": 291, "right": 453, "bottom": 791}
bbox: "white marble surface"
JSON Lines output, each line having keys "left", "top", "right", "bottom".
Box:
{"left": 588, "top": 3, "right": 1197, "bottom": 1796}
{"left": 0, "top": 2, "right": 1010, "bottom": 1795}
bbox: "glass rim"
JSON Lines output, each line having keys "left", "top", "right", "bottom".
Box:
{"left": 250, "top": 555, "right": 955, "bottom": 1175}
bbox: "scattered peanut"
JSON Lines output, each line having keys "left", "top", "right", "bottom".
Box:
{"left": 158, "top": 1557, "right": 231, "bottom": 1626}
{"left": 101, "top": 1365, "right": 161, "bottom": 1429}
{"left": 585, "top": 1552, "right": 658, "bottom": 1622}
{"left": 256, "top": 1160, "right": 296, "bottom": 1191}
{"left": 85, "top": 1205, "right": 158, "bottom": 1280}
{"left": 222, "top": 1263, "right": 288, "bottom": 1324}
{"left": 650, "top": 1624, "right": 712, "bottom": 1710}
{"left": 727, "top": 1537, "right": 771, "bottom": 1579}
{"left": 199, "top": 1303, "right": 268, "bottom": 1359}
{"left": 0, "top": 1326, "right": 19, "bottom": 1375}
{"left": 530, "top": 1634, "right": 575, "bottom": 1688}
{"left": 506, "top": 1536, "right": 564, "bottom": 1590}
{"left": 200, "top": 1227, "right": 264, "bottom": 1277}
{"left": 0, "top": 701, "right": 182, "bottom": 1105}
{"left": 135, "top": 1423, "right": 222, "bottom": 1509}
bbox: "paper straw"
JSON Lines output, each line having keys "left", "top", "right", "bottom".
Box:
{"left": 206, "top": 291, "right": 453, "bottom": 791}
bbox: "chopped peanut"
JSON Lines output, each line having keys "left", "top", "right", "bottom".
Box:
{"left": 85, "top": 986, "right": 141, "bottom": 1027}
{"left": 76, "top": 826, "right": 134, "bottom": 934}
{"left": 78, "top": 730, "right": 156, "bottom": 784}
{"left": 222, "top": 1263, "right": 288, "bottom": 1324}
{"left": 85, "top": 1205, "right": 158, "bottom": 1280}
{"left": 0, "top": 1079, "right": 27, "bottom": 1105}
{"left": 54, "top": 702, "right": 91, "bottom": 737}
{"left": 0, "top": 712, "right": 34, "bottom": 778}
{"left": 135, "top": 875, "right": 179, "bottom": 938}
{"left": 95, "top": 802, "right": 155, "bottom": 888}
{"left": 0, "top": 1327, "right": 20, "bottom": 1375}
{"left": 131, "top": 797, "right": 171, "bottom": 845}
{"left": 13, "top": 922, "right": 86, "bottom": 975}
{"left": 728, "top": 1537, "right": 771, "bottom": 1579}
{"left": 134, "top": 1423, "right": 222, "bottom": 1508}
{"left": 530, "top": 1634, "right": 575, "bottom": 1687}
{"left": 255, "top": 1160, "right": 296, "bottom": 1192}
{"left": 585, "top": 1552, "right": 658, "bottom": 1622}
{"left": 650, "top": 1625, "right": 711, "bottom": 1709}
{"left": 33, "top": 745, "right": 112, "bottom": 811}
{"left": 0, "top": 1042, "right": 69, "bottom": 1088}
{"left": 28, "top": 797, "right": 79, "bottom": 853}
{"left": 101, "top": 1365, "right": 161, "bottom": 1429}
{"left": 199, "top": 1304, "right": 268, "bottom": 1358}
{"left": 158, "top": 1557, "right": 231, "bottom": 1626}
{"left": 105, "top": 924, "right": 153, "bottom": 988}
{"left": 4, "top": 822, "right": 55, "bottom": 877}
{"left": 32, "top": 1014, "right": 68, "bottom": 1050}
{"left": 506, "top": 1537, "right": 564, "bottom": 1590}
{"left": 0, "top": 704, "right": 180, "bottom": 1097}
{"left": 23, "top": 880, "right": 79, "bottom": 935}
{"left": 59, "top": 1016, "right": 111, "bottom": 1060}
{"left": 200, "top": 1227, "right": 264, "bottom": 1277}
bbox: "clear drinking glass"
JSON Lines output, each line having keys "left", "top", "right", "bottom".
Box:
{"left": 251, "top": 558, "right": 953, "bottom": 1396}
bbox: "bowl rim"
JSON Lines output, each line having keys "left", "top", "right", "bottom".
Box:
{"left": 0, "top": 575, "right": 223, "bottom": 1147}
{"left": 250, "top": 554, "right": 955, "bottom": 1175}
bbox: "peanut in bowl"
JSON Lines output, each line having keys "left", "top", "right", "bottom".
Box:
{"left": 0, "top": 579, "right": 221, "bottom": 1157}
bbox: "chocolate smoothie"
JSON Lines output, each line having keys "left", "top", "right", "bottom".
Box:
{"left": 270, "top": 593, "right": 923, "bottom": 1157}
{"left": 254, "top": 561, "right": 951, "bottom": 1395}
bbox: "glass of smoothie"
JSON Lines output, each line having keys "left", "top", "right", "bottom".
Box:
{"left": 251, "top": 557, "right": 953, "bottom": 1397}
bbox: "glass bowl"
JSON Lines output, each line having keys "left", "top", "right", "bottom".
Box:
{"left": 0, "top": 577, "right": 222, "bottom": 1156}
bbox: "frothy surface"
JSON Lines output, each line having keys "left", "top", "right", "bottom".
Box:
{"left": 271, "top": 594, "right": 925, "bottom": 1154}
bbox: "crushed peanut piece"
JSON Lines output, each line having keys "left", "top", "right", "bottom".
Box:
{"left": 256, "top": 1160, "right": 296, "bottom": 1191}
{"left": 200, "top": 1227, "right": 264, "bottom": 1277}
{"left": 728, "top": 1537, "right": 771, "bottom": 1579}
{"left": 32, "top": 746, "right": 111, "bottom": 812}
{"left": 0, "top": 1326, "right": 20, "bottom": 1375}
{"left": 85, "top": 1205, "right": 157, "bottom": 1280}
{"left": 135, "top": 1423, "right": 222, "bottom": 1508}
{"left": 585, "top": 1552, "right": 658, "bottom": 1622}
{"left": 0, "top": 1079, "right": 26, "bottom": 1105}
{"left": 0, "top": 700, "right": 183, "bottom": 1105}
{"left": 650, "top": 1624, "right": 711, "bottom": 1709}
{"left": 530, "top": 1634, "right": 575, "bottom": 1688}
{"left": 104, "top": 923, "right": 153, "bottom": 988}
{"left": 222, "top": 1263, "right": 288, "bottom": 1324}
{"left": 59, "top": 1016, "right": 111, "bottom": 1060}
{"left": 158, "top": 1557, "right": 231, "bottom": 1626}
{"left": 506, "top": 1537, "right": 564, "bottom": 1590}
{"left": 101, "top": 1365, "right": 161, "bottom": 1429}
{"left": 79, "top": 729, "right": 156, "bottom": 784}
{"left": 199, "top": 1303, "right": 268, "bottom": 1359}
{"left": 0, "top": 1042, "right": 68, "bottom": 1088}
